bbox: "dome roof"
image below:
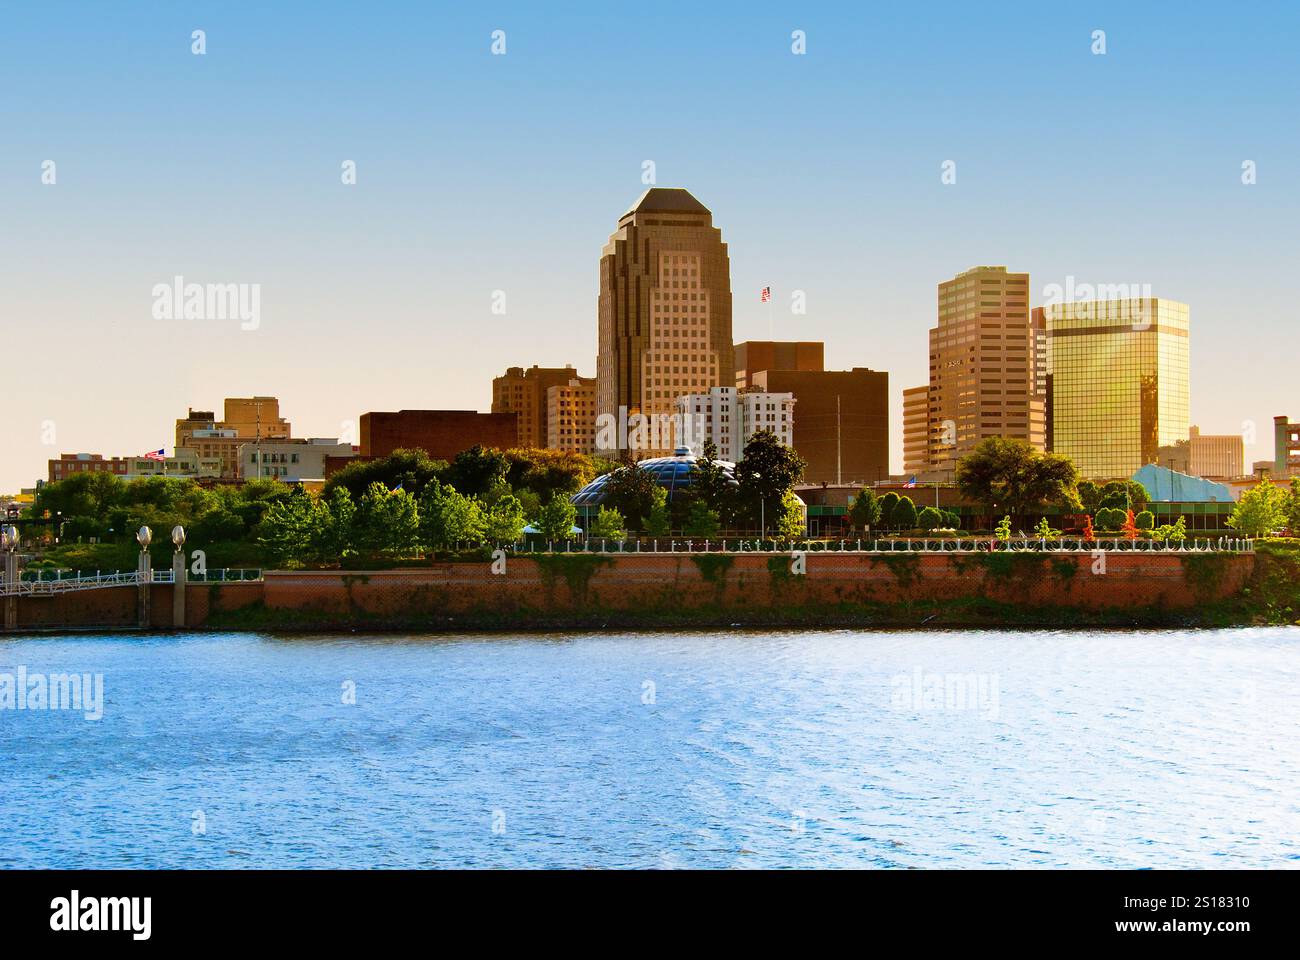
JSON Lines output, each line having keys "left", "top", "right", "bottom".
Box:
{"left": 571, "top": 448, "right": 737, "bottom": 507}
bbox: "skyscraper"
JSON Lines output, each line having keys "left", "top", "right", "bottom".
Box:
{"left": 926, "top": 266, "right": 1044, "bottom": 472}
{"left": 596, "top": 188, "right": 733, "bottom": 456}
{"left": 1044, "top": 298, "right": 1190, "bottom": 479}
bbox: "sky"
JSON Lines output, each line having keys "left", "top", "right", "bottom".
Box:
{"left": 3, "top": 1, "right": 1298, "bottom": 491}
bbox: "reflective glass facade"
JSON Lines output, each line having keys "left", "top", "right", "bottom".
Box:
{"left": 1045, "top": 298, "right": 1189, "bottom": 479}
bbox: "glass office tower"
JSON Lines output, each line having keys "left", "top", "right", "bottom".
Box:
{"left": 1045, "top": 298, "right": 1190, "bottom": 479}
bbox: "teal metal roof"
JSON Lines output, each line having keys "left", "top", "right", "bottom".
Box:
{"left": 1132, "top": 464, "right": 1233, "bottom": 503}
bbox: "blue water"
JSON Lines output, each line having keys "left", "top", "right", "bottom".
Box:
{"left": 1, "top": 628, "right": 1298, "bottom": 869}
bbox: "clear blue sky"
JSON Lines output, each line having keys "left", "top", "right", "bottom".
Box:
{"left": 3, "top": 1, "right": 1297, "bottom": 490}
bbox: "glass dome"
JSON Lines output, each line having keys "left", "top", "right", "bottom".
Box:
{"left": 571, "top": 448, "right": 738, "bottom": 508}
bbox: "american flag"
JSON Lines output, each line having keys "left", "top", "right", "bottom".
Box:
{"left": 143, "top": 448, "right": 165, "bottom": 461}
{"left": 903, "top": 475, "right": 917, "bottom": 488}
{"left": 760, "top": 286, "right": 771, "bottom": 303}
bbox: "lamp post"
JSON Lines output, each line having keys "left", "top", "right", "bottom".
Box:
{"left": 136, "top": 525, "right": 152, "bottom": 628}
{"left": 171, "top": 525, "right": 186, "bottom": 628}
{"left": 2, "top": 525, "right": 19, "bottom": 631}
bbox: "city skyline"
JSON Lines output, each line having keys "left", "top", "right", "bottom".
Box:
{"left": 5, "top": 3, "right": 1298, "bottom": 492}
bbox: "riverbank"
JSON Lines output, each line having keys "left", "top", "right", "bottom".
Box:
{"left": 8, "top": 545, "right": 1295, "bottom": 633}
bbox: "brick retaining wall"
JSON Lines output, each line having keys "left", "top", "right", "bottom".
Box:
{"left": 8, "top": 552, "right": 1254, "bottom": 631}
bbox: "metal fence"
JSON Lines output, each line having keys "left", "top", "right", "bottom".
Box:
{"left": 3, "top": 567, "right": 263, "bottom": 596}
{"left": 505, "top": 537, "right": 1256, "bottom": 555}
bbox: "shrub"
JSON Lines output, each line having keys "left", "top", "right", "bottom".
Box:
{"left": 917, "top": 506, "right": 944, "bottom": 530}
{"left": 1136, "top": 510, "right": 1154, "bottom": 531}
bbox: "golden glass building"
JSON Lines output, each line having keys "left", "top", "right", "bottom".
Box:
{"left": 596, "top": 188, "right": 733, "bottom": 456}
{"left": 1045, "top": 298, "right": 1189, "bottom": 479}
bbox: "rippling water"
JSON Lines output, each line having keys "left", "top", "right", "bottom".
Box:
{"left": 2, "top": 628, "right": 1298, "bottom": 868}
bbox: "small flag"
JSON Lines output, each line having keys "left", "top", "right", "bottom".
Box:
{"left": 760, "top": 286, "right": 771, "bottom": 303}
{"left": 143, "top": 448, "right": 165, "bottom": 461}
{"left": 903, "top": 475, "right": 917, "bottom": 488}
{"left": 389, "top": 481, "right": 404, "bottom": 494}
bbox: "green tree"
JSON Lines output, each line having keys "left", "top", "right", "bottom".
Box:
{"left": 587, "top": 505, "right": 628, "bottom": 540}
{"left": 1076, "top": 479, "right": 1103, "bottom": 514}
{"left": 503, "top": 448, "right": 603, "bottom": 502}
{"left": 1135, "top": 510, "right": 1154, "bottom": 531}
{"left": 1284, "top": 478, "right": 1300, "bottom": 535}
{"left": 733, "top": 430, "right": 806, "bottom": 532}
{"left": 849, "top": 488, "right": 882, "bottom": 532}
{"left": 994, "top": 516, "right": 1012, "bottom": 540}
{"left": 536, "top": 495, "right": 577, "bottom": 541}
{"left": 483, "top": 494, "right": 526, "bottom": 543}
{"left": 682, "top": 500, "right": 719, "bottom": 538}
{"left": 447, "top": 445, "right": 509, "bottom": 497}
{"left": 1098, "top": 479, "right": 1151, "bottom": 512}
{"left": 892, "top": 496, "right": 918, "bottom": 530}
{"left": 315, "top": 486, "right": 356, "bottom": 559}
{"left": 355, "top": 482, "right": 420, "bottom": 557}
{"left": 1228, "top": 480, "right": 1285, "bottom": 538}
{"left": 323, "top": 448, "right": 447, "bottom": 502}
{"left": 774, "top": 492, "right": 806, "bottom": 539}
{"left": 603, "top": 464, "right": 662, "bottom": 532}
{"left": 955, "top": 437, "right": 1081, "bottom": 522}
{"left": 689, "top": 440, "right": 736, "bottom": 524}
{"left": 257, "top": 488, "right": 316, "bottom": 568}
{"left": 1095, "top": 506, "right": 1125, "bottom": 532}
{"left": 917, "top": 506, "right": 943, "bottom": 530}
{"left": 878, "top": 492, "right": 900, "bottom": 530}
{"left": 644, "top": 486, "right": 672, "bottom": 536}
{"left": 418, "top": 482, "right": 485, "bottom": 548}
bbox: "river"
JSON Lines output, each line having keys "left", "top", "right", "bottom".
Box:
{"left": 1, "top": 628, "right": 1297, "bottom": 868}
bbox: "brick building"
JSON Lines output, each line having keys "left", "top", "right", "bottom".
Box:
{"left": 492, "top": 365, "right": 583, "bottom": 448}
{"left": 752, "top": 368, "right": 889, "bottom": 485}
{"left": 733, "top": 341, "right": 823, "bottom": 389}
{"left": 359, "top": 410, "right": 518, "bottom": 460}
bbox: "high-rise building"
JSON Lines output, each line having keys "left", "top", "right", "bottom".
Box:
{"left": 1031, "top": 306, "right": 1052, "bottom": 450}
{"left": 927, "top": 267, "right": 1043, "bottom": 471}
{"left": 1154, "top": 426, "right": 1243, "bottom": 479}
{"left": 733, "top": 341, "right": 823, "bottom": 389}
{"left": 492, "top": 365, "right": 583, "bottom": 448}
{"left": 902, "top": 385, "right": 929, "bottom": 475}
{"left": 675, "top": 386, "right": 795, "bottom": 462}
{"left": 752, "top": 368, "right": 889, "bottom": 485}
{"left": 596, "top": 188, "right": 733, "bottom": 456}
{"left": 547, "top": 377, "right": 598, "bottom": 454}
{"left": 1045, "top": 298, "right": 1190, "bottom": 479}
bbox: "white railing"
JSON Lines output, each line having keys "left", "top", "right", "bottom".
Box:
{"left": 0, "top": 569, "right": 174, "bottom": 597}
{"left": 507, "top": 537, "right": 1256, "bottom": 555}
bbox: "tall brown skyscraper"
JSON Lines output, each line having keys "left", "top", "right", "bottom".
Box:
{"left": 926, "top": 266, "right": 1044, "bottom": 472}
{"left": 596, "top": 188, "right": 733, "bottom": 455}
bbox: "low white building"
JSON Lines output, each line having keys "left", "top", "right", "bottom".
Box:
{"left": 239, "top": 438, "right": 357, "bottom": 481}
{"left": 674, "top": 386, "right": 794, "bottom": 461}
